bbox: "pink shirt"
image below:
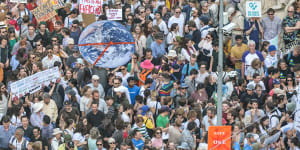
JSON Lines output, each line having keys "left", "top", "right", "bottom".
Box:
{"left": 151, "top": 137, "right": 163, "bottom": 149}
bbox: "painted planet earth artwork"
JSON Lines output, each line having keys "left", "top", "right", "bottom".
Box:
{"left": 78, "top": 20, "right": 135, "bottom": 68}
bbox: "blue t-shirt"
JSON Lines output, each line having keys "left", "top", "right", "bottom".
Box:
{"left": 243, "top": 143, "right": 253, "bottom": 150}
{"left": 127, "top": 85, "right": 140, "bottom": 105}
{"left": 244, "top": 20, "right": 260, "bottom": 45}
{"left": 132, "top": 138, "right": 144, "bottom": 150}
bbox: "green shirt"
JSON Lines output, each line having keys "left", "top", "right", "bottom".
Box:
{"left": 156, "top": 114, "right": 169, "bottom": 128}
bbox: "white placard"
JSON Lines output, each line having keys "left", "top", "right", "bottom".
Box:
{"left": 246, "top": 1, "right": 261, "bottom": 18}
{"left": 106, "top": 9, "right": 122, "bottom": 20}
{"left": 10, "top": 0, "right": 27, "bottom": 3}
{"left": 10, "top": 67, "right": 61, "bottom": 98}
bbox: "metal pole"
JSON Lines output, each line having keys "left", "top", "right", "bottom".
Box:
{"left": 216, "top": 0, "right": 224, "bottom": 126}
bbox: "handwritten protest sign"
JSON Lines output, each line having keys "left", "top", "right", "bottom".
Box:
{"left": 246, "top": 1, "right": 261, "bottom": 18}
{"left": 10, "top": 0, "right": 27, "bottom": 3}
{"left": 10, "top": 67, "right": 60, "bottom": 98}
{"left": 31, "top": 1, "right": 57, "bottom": 22}
{"left": 82, "top": 13, "right": 96, "bottom": 26}
{"left": 38, "top": 0, "right": 65, "bottom": 9}
{"left": 79, "top": 0, "right": 102, "bottom": 15}
{"left": 106, "top": 9, "right": 122, "bottom": 20}
{"left": 208, "top": 126, "right": 231, "bottom": 150}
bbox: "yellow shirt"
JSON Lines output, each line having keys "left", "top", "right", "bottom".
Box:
{"left": 42, "top": 99, "right": 58, "bottom": 123}
{"left": 230, "top": 44, "right": 248, "bottom": 69}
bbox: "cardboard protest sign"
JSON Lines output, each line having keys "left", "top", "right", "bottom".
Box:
{"left": 10, "top": 67, "right": 60, "bottom": 98}
{"left": 106, "top": 9, "right": 122, "bottom": 20}
{"left": 208, "top": 126, "right": 231, "bottom": 150}
{"left": 10, "top": 0, "right": 27, "bottom": 3}
{"left": 38, "top": 0, "right": 65, "bottom": 9}
{"left": 31, "top": 1, "right": 57, "bottom": 22}
{"left": 82, "top": 13, "right": 96, "bottom": 26}
{"left": 79, "top": 0, "right": 102, "bottom": 15}
{"left": 246, "top": 1, "right": 261, "bottom": 18}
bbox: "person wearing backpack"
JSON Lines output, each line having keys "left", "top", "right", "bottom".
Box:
{"left": 181, "top": 54, "right": 199, "bottom": 83}
{"left": 283, "top": 45, "right": 300, "bottom": 71}
{"left": 8, "top": 128, "right": 29, "bottom": 150}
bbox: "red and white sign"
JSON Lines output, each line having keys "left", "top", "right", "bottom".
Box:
{"left": 106, "top": 9, "right": 122, "bottom": 20}
{"left": 79, "top": 0, "right": 102, "bottom": 15}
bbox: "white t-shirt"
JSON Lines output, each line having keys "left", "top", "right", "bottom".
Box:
{"left": 153, "top": 19, "right": 169, "bottom": 35}
{"left": 73, "top": 132, "right": 86, "bottom": 143}
{"left": 121, "top": 112, "right": 130, "bottom": 123}
{"left": 202, "top": 115, "right": 217, "bottom": 131}
{"left": 168, "top": 14, "right": 185, "bottom": 36}
{"left": 115, "top": 72, "right": 133, "bottom": 87}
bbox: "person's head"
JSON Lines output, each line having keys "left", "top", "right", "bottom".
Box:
{"left": 201, "top": 1, "right": 209, "bottom": 11}
{"left": 199, "top": 61, "right": 207, "bottom": 73}
{"left": 261, "top": 41, "right": 270, "bottom": 51}
{"left": 64, "top": 100, "right": 72, "bottom": 111}
{"left": 0, "top": 36, "right": 7, "bottom": 46}
{"left": 153, "top": 128, "right": 162, "bottom": 138}
{"left": 2, "top": 115, "right": 10, "bottom": 129}
{"left": 253, "top": 73, "right": 261, "bottom": 83}
{"left": 287, "top": 6, "right": 295, "bottom": 17}
{"left": 207, "top": 107, "right": 216, "bottom": 118}
{"left": 108, "top": 137, "right": 116, "bottom": 148}
{"left": 155, "top": 11, "right": 162, "bottom": 20}
{"left": 222, "top": 101, "right": 230, "bottom": 112}
{"left": 174, "top": 7, "right": 182, "bottom": 18}
{"left": 190, "top": 54, "right": 197, "bottom": 64}
{"left": 251, "top": 58, "right": 261, "bottom": 69}
{"left": 227, "top": 109, "right": 236, "bottom": 121}
{"left": 187, "top": 121, "right": 197, "bottom": 131}
{"left": 133, "top": 129, "right": 143, "bottom": 139}
{"left": 54, "top": 21, "right": 62, "bottom": 32}
{"left": 46, "top": 45, "right": 53, "bottom": 57}
{"left": 268, "top": 45, "right": 277, "bottom": 56}
{"left": 248, "top": 40, "right": 256, "bottom": 52}
{"left": 43, "top": 115, "right": 51, "bottom": 125}
{"left": 154, "top": 32, "right": 164, "bottom": 44}
{"left": 267, "top": 8, "right": 275, "bottom": 20}
{"left": 113, "top": 77, "right": 122, "bottom": 88}
{"left": 43, "top": 93, "right": 51, "bottom": 104}
{"left": 14, "top": 128, "right": 24, "bottom": 139}
{"left": 91, "top": 102, "right": 99, "bottom": 113}
{"left": 235, "top": 35, "right": 243, "bottom": 45}
{"left": 96, "top": 137, "right": 104, "bottom": 149}
{"left": 32, "top": 141, "right": 42, "bottom": 150}
{"left": 33, "top": 127, "right": 41, "bottom": 137}
{"left": 135, "top": 116, "right": 144, "bottom": 127}
{"left": 28, "top": 23, "right": 35, "bottom": 34}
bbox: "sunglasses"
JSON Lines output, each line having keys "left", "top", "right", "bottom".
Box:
{"left": 287, "top": 80, "right": 293, "bottom": 81}
{"left": 156, "top": 132, "right": 161, "bottom": 134}
{"left": 52, "top": 40, "right": 57, "bottom": 42}
{"left": 109, "top": 142, "right": 115, "bottom": 144}
{"left": 140, "top": 11, "right": 145, "bottom": 14}
{"left": 96, "top": 143, "right": 103, "bottom": 146}
{"left": 268, "top": 13, "right": 274, "bottom": 15}
{"left": 288, "top": 11, "right": 294, "bottom": 13}
{"left": 36, "top": 44, "right": 41, "bottom": 46}
{"left": 175, "top": 11, "right": 181, "bottom": 14}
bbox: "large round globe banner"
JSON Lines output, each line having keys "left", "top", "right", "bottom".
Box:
{"left": 78, "top": 20, "right": 135, "bottom": 68}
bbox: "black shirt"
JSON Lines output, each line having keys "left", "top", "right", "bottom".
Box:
{"left": 31, "top": 136, "right": 49, "bottom": 150}
{"left": 19, "top": 125, "right": 33, "bottom": 141}
{"left": 86, "top": 110, "right": 105, "bottom": 127}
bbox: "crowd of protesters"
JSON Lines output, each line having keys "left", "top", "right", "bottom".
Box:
{"left": 0, "top": 0, "right": 299, "bottom": 150}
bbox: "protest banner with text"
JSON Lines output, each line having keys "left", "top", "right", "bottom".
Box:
{"left": 31, "top": 1, "right": 57, "bottom": 22}
{"left": 106, "top": 9, "right": 122, "bottom": 20}
{"left": 79, "top": 0, "right": 103, "bottom": 15}
{"left": 10, "top": 67, "right": 61, "bottom": 98}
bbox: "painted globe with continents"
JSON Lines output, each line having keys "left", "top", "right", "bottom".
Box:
{"left": 78, "top": 20, "right": 135, "bottom": 68}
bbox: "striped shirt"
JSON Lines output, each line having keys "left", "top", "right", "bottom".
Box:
{"left": 132, "top": 123, "right": 150, "bottom": 139}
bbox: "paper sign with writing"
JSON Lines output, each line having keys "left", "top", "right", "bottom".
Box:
{"left": 208, "top": 126, "right": 231, "bottom": 150}
{"left": 10, "top": 0, "right": 27, "bottom": 3}
{"left": 106, "top": 9, "right": 122, "bottom": 20}
{"left": 38, "top": 0, "right": 65, "bottom": 9}
{"left": 79, "top": 0, "right": 102, "bottom": 15}
{"left": 82, "top": 13, "right": 96, "bottom": 26}
{"left": 10, "top": 67, "right": 61, "bottom": 98}
{"left": 246, "top": 1, "right": 261, "bottom": 17}
{"left": 31, "top": 1, "right": 57, "bottom": 22}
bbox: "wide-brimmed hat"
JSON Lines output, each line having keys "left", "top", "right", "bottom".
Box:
{"left": 32, "top": 102, "right": 43, "bottom": 113}
{"left": 53, "top": 128, "right": 63, "bottom": 135}
{"left": 167, "top": 50, "right": 177, "bottom": 57}
{"left": 68, "top": 38, "right": 74, "bottom": 45}
{"left": 140, "top": 60, "right": 154, "bottom": 70}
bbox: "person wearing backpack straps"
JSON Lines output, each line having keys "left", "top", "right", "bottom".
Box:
{"left": 284, "top": 45, "right": 300, "bottom": 70}
{"left": 181, "top": 54, "right": 199, "bottom": 83}
{"left": 8, "top": 128, "right": 29, "bottom": 150}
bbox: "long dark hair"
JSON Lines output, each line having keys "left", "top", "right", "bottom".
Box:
{"left": 0, "top": 83, "right": 7, "bottom": 100}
